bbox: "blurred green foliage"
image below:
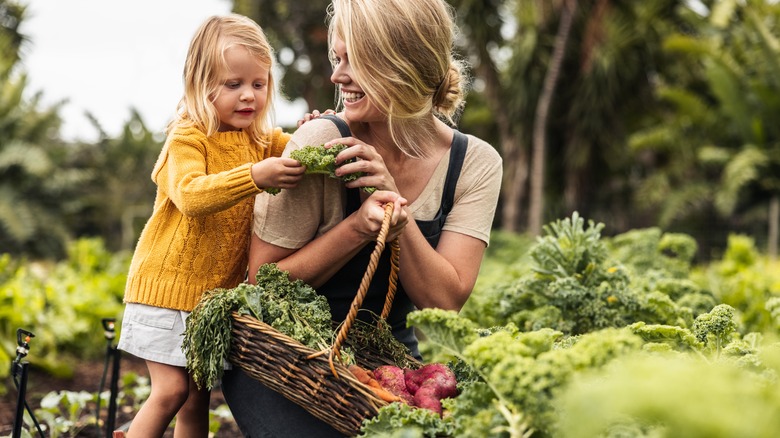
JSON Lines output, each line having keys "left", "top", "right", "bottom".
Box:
{"left": 1, "top": 238, "right": 129, "bottom": 386}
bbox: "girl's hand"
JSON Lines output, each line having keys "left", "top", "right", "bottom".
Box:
{"left": 352, "top": 190, "right": 408, "bottom": 242}
{"left": 324, "top": 137, "right": 398, "bottom": 194}
{"left": 251, "top": 157, "right": 305, "bottom": 191}
{"left": 297, "top": 109, "right": 336, "bottom": 127}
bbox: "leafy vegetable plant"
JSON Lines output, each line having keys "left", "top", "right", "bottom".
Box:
{"left": 291, "top": 144, "right": 376, "bottom": 193}
{"left": 183, "top": 263, "right": 333, "bottom": 390}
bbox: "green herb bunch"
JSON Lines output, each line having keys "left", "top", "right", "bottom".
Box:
{"left": 182, "top": 286, "right": 248, "bottom": 390}
{"left": 183, "top": 264, "right": 333, "bottom": 390}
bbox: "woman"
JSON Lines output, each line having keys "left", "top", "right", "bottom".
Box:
{"left": 222, "top": 0, "right": 502, "bottom": 435}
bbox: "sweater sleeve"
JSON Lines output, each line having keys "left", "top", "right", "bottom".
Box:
{"left": 152, "top": 127, "right": 260, "bottom": 217}
{"left": 268, "top": 127, "right": 291, "bottom": 158}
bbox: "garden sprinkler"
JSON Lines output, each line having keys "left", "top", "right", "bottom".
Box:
{"left": 97, "top": 318, "right": 122, "bottom": 438}
{"left": 11, "top": 328, "right": 44, "bottom": 438}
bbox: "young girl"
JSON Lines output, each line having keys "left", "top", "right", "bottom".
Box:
{"left": 116, "top": 14, "right": 304, "bottom": 438}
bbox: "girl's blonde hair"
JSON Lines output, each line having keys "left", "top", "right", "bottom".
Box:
{"left": 168, "top": 14, "right": 276, "bottom": 145}
{"left": 328, "top": 0, "right": 468, "bottom": 158}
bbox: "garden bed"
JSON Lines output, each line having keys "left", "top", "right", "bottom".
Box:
{"left": 1, "top": 354, "right": 240, "bottom": 437}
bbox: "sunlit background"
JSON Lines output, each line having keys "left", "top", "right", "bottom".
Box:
{"left": 20, "top": 0, "right": 306, "bottom": 141}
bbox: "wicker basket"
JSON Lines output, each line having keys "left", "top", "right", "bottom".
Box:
{"left": 229, "top": 203, "right": 412, "bottom": 436}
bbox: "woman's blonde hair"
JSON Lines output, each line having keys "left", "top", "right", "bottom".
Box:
{"left": 328, "top": 0, "right": 468, "bottom": 158}
{"left": 168, "top": 14, "right": 276, "bottom": 145}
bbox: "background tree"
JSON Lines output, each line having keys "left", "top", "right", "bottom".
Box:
{"left": 629, "top": 0, "right": 780, "bottom": 258}
{"left": 528, "top": 0, "right": 577, "bottom": 236}
{"left": 536, "top": 1, "right": 691, "bottom": 230}
{"left": 0, "top": 0, "right": 86, "bottom": 258}
{"left": 0, "top": 0, "right": 740, "bottom": 262}
{"left": 233, "top": 0, "right": 336, "bottom": 113}
{"left": 449, "top": 0, "right": 527, "bottom": 232}
{"left": 450, "top": 0, "right": 690, "bottom": 234}
{"left": 68, "top": 110, "right": 161, "bottom": 252}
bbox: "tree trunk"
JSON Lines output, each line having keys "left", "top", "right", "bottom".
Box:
{"left": 528, "top": 0, "right": 578, "bottom": 236}
{"left": 769, "top": 194, "right": 779, "bottom": 260}
{"left": 500, "top": 140, "right": 529, "bottom": 232}
{"left": 474, "top": 42, "right": 528, "bottom": 232}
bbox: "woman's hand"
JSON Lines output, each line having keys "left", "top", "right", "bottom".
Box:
{"left": 352, "top": 190, "right": 408, "bottom": 242}
{"left": 324, "top": 137, "right": 398, "bottom": 194}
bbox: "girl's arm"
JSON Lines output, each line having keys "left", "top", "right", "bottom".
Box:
{"left": 154, "top": 129, "right": 259, "bottom": 217}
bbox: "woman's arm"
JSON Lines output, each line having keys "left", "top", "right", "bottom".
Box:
{"left": 395, "top": 218, "right": 486, "bottom": 311}
{"left": 248, "top": 190, "right": 408, "bottom": 287}
{"left": 392, "top": 137, "right": 503, "bottom": 312}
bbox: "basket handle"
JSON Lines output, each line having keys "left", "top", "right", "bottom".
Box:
{"left": 380, "top": 238, "right": 400, "bottom": 322}
{"left": 324, "top": 202, "right": 400, "bottom": 377}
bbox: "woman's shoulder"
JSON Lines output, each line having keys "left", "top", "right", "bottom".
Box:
{"left": 461, "top": 133, "right": 502, "bottom": 167}
{"left": 288, "top": 116, "right": 347, "bottom": 149}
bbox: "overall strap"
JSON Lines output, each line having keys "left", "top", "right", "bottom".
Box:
{"left": 441, "top": 131, "right": 468, "bottom": 216}
{"left": 320, "top": 114, "right": 352, "bottom": 137}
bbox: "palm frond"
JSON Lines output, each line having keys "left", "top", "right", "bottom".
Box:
{"left": 715, "top": 146, "right": 767, "bottom": 215}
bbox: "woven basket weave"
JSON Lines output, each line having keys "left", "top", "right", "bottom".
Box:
{"left": 229, "top": 203, "right": 412, "bottom": 436}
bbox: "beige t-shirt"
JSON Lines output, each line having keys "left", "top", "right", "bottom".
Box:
{"left": 253, "top": 117, "right": 502, "bottom": 248}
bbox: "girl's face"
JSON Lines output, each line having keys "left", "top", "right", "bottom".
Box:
{"left": 330, "top": 35, "right": 384, "bottom": 123}
{"left": 213, "top": 45, "right": 269, "bottom": 132}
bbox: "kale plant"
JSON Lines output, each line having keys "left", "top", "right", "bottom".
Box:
{"left": 290, "top": 144, "right": 376, "bottom": 193}
{"left": 183, "top": 264, "right": 333, "bottom": 390}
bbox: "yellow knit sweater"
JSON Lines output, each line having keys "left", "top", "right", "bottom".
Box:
{"left": 124, "top": 125, "right": 290, "bottom": 311}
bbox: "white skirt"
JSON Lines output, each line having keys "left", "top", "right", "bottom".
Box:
{"left": 117, "top": 303, "right": 191, "bottom": 367}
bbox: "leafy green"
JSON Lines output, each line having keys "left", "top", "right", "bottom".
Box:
{"left": 407, "top": 308, "right": 480, "bottom": 357}
{"left": 358, "top": 401, "right": 455, "bottom": 438}
{"left": 290, "top": 144, "right": 376, "bottom": 193}
{"left": 183, "top": 264, "right": 414, "bottom": 390}
{"left": 628, "top": 321, "right": 700, "bottom": 351}
{"left": 468, "top": 213, "right": 710, "bottom": 336}
{"left": 182, "top": 286, "right": 248, "bottom": 390}
{"left": 691, "top": 234, "right": 780, "bottom": 334}
{"left": 692, "top": 303, "right": 738, "bottom": 356}
{"left": 556, "top": 352, "right": 780, "bottom": 438}
{"left": 183, "top": 264, "right": 333, "bottom": 390}
{"left": 0, "top": 238, "right": 129, "bottom": 381}
{"left": 252, "top": 263, "right": 333, "bottom": 349}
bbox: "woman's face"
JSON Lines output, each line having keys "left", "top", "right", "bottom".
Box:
{"left": 330, "top": 35, "right": 384, "bottom": 123}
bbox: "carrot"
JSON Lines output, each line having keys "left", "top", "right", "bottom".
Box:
{"left": 368, "top": 384, "right": 405, "bottom": 403}
{"left": 348, "top": 364, "right": 406, "bottom": 403}
{"left": 348, "top": 364, "right": 373, "bottom": 385}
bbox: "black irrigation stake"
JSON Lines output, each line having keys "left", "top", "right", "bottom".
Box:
{"left": 11, "top": 328, "right": 45, "bottom": 438}
{"left": 96, "top": 318, "right": 122, "bottom": 438}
